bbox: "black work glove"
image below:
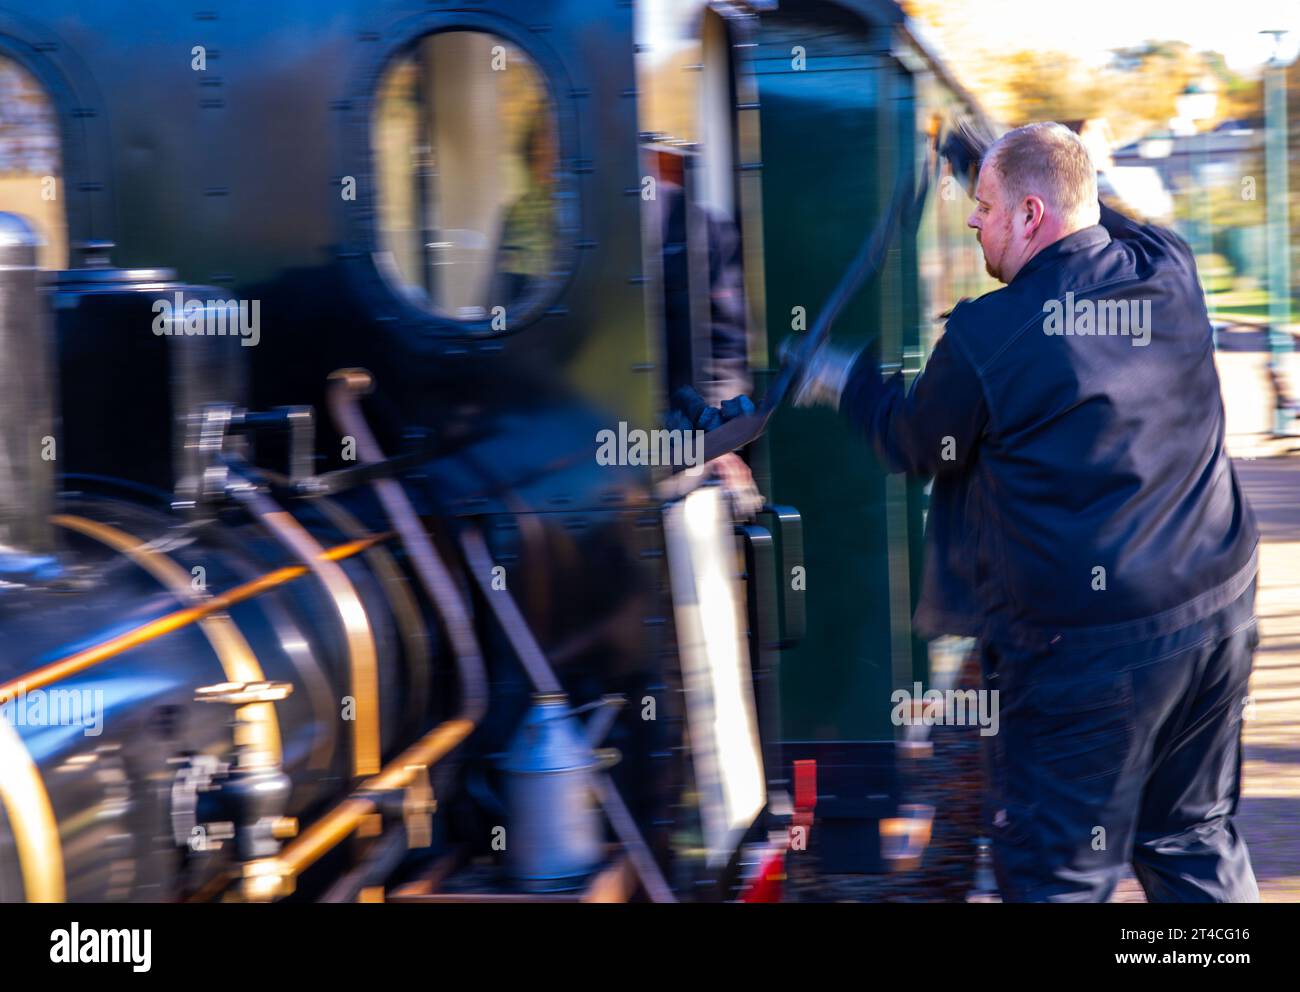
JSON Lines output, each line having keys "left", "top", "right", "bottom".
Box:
{"left": 939, "top": 116, "right": 996, "bottom": 199}
{"left": 668, "top": 385, "right": 756, "bottom": 432}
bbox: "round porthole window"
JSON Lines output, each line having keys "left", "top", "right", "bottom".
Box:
{"left": 0, "top": 53, "right": 67, "bottom": 269}
{"left": 371, "top": 31, "right": 561, "bottom": 328}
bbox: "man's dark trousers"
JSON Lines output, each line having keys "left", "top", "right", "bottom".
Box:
{"left": 978, "top": 583, "right": 1259, "bottom": 903}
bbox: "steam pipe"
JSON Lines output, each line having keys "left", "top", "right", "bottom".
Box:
{"left": 326, "top": 369, "right": 488, "bottom": 727}
{"left": 459, "top": 527, "right": 562, "bottom": 695}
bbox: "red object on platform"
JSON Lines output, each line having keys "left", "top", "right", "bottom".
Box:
{"left": 740, "top": 847, "right": 786, "bottom": 903}
{"left": 794, "top": 759, "right": 817, "bottom": 812}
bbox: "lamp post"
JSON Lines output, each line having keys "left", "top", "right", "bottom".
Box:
{"left": 1175, "top": 83, "right": 1218, "bottom": 318}
{"left": 1261, "top": 29, "right": 1293, "bottom": 435}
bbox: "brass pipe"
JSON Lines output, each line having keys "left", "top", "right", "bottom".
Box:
{"left": 0, "top": 716, "right": 65, "bottom": 902}
{"left": 225, "top": 479, "right": 382, "bottom": 778}
{"left": 243, "top": 717, "right": 475, "bottom": 901}
{"left": 0, "top": 533, "right": 390, "bottom": 701}
{"left": 261, "top": 470, "right": 432, "bottom": 739}
{"left": 51, "top": 514, "right": 282, "bottom": 764}
{"left": 261, "top": 509, "right": 381, "bottom": 778}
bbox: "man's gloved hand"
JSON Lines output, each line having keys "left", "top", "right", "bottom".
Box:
{"left": 781, "top": 336, "right": 865, "bottom": 411}
{"left": 668, "top": 386, "right": 758, "bottom": 432}
{"left": 939, "top": 116, "right": 996, "bottom": 200}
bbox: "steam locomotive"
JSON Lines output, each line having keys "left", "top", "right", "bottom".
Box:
{"left": 0, "top": 0, "right": 989, "bottom": 903}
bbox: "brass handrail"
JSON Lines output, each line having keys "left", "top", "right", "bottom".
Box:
{"left": 51, "top": 514, "right": 282, "bottom": 764}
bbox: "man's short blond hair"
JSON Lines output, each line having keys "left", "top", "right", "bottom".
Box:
{"left": 986, "top": 122, "right": 1099, "bottom": 227}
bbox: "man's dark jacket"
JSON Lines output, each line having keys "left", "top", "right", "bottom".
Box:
{"left": 840, "top": 204, "right": 1258, "bottom": 651}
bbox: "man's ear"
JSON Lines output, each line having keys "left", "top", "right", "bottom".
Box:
{"left": 1021, "top": 195, "right": 1047, "bottom": 236}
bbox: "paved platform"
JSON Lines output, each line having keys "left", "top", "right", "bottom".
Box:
{"left": 1112, "top": 453, "right": 1300, "bottom": 902}
{"left": 1229, "top": 455, "right": 1300, "bottom": 901}
{"left": 1109, "top": 331, "right": 1300, "bottom": 900}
